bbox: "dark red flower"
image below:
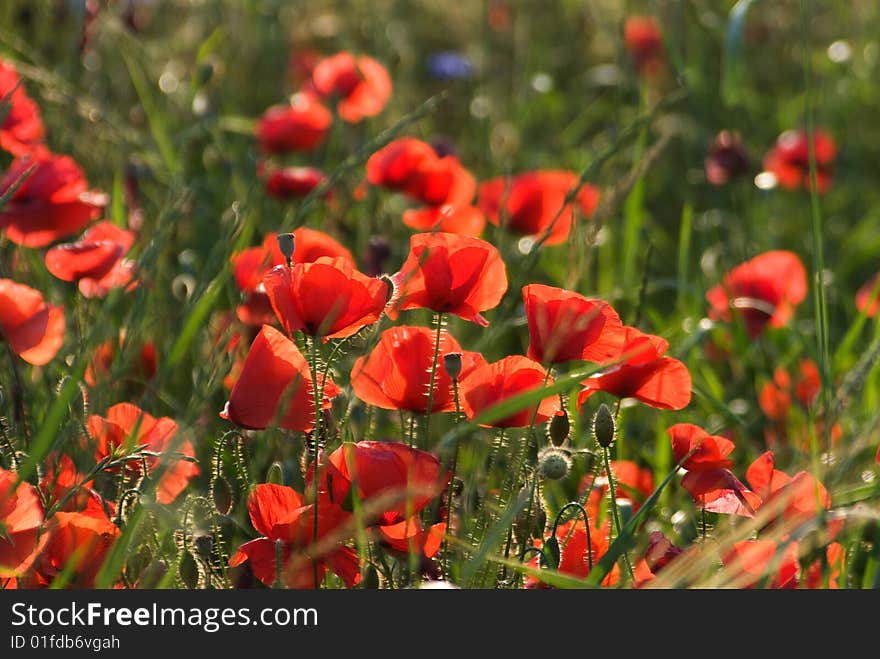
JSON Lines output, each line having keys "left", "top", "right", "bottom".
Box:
{"left": 255, "top": 95, "right": 332, "bottom": 154}
{"left": 763, "top": 128, "right": 837, "bottom": 192}
{"left": 576, "top": 326, "right": 691, "bottom": 411}
{"left": 722, "top": 540, "right": 800, "bottom": 589}
{"left": 0, "top": 278, "right": 65, "bottom": 365}
{"left": 523, "top": 284, "right": 625, "bottom": 365}
{"left": 263, "top": 166, "right": 324, "bottom": 200}
{"left": 263, "top": 256, "right": 387, "bottom": 339}
{"left": 350, "top": 325, "right": 486, "bottom": 414}
{"left": 38, "top": 511, "right": 120, "bottom": 588}
{"left": 311, "top": 52, "right": 392, "bottom": 123}
{"left": 644, "top": 531, "right": 684, "bottom": 576}
{"left": 45, "top": 221, "right": 137, "bottom": 298}
{"left": 624, "top": 16, "right": 665, "bottom": 78}
{"left": 706, "top": 250, "right": 807, "bottom": 338}
{"left": 229, "top": 483, "right": 360, "bottom": 589}
{"left": 86, "top": 402, "right": 199, "bottom": 505}
{"left": 459, "top": 355, "right": 559, "bottom": 428}
{"left": 705, "top": 130, "right": 750, "bottom": 185}
{"left": 388, "top": 232, "right": 507, "bottom": 327}
{"left": 478, "top": 171, "right": 600, "bottom": 246}
{"left": 0, "top": 59, "right": 45, "bottom": 156}
{"left": 0, "top": 152, "right": 105, "bottom": 247}
{"left": 317, "top": 441, "right": 446, "bottom": 525}
{"left": 0, "top": 468, "right": 46, "bottom": 578}
{"left": 220, "top": 324, "right": 341, "bottom": 432}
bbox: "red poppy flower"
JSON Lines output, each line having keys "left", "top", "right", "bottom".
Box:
{"left": 39, "top": 453, "right": 112, "bottom": 518}
{"left": 38, "top": 511, "right": 120, "bottom": 588}
{"left": 580, "top": 459, "right": 654, "bottom": 519}
{"left": 45, "top": 221, "right": 137, "bottom": 298}
{"left": 366, "top": 137, "right": 438, "bottom": 197}
{"left": 855, "top": 272, "right": 880, "bottom": 318}
{"left": 388, "top": 232, "right": 507, "bottom": 327}
{"left": 576, "top": 326, "right": 691, "bottom": 411}
{"left": 706, "top": 250, "right": 807, "bottom": 338}
{"left": 317, "top": 441, "right": 446, "bottom": 525}
{"left": 478, "top": 171, "right": 600, "bottom": 246}
{"left": 624, "top": 16, "right": 665, "bottom": 78}
{"left": 311, "top": 52, "right": 392, "bottom": 123}
{"left": 0, "top": 152, "right": 105, "bottom": 247}
{"left": 263, "top": 166, "right": 324, "bottom": 200}
{"left": 220, "top": 324, "right": 341, "bottom": 432}
{"left": 804, "top": 542, "right": 845, "bottom": 589}
{"left": 350, "top": 325, "right": 486, "bottom": 414}
{"left": 746, "top": 451, "right": 831, "bottom": 529}
{"left": 705, "top": 130, "right": 749, "bottom": 186}
{"left": 402, "top": 204, "right": 486, "bottom": 237}
{"left": 523, "top": 284, "right": 625, "bottom": 365}
{"left": 0, "top": 468, "right": 46, "bottom": 578}
{"left": 644, "top": 531, "right": 684, "bottom": 576}
{"left": 669, "top": 423, "right": 735, "bottom": 471}
{"left": 376, "top": 519, "right": 445, "bottom": 558}
{"left": 525, "top": 520, "right": 618, "bottom": 588}
{"left": 722, "top": 540, "right": 800, "bottom": 589}
{"left": 84, "top": 333, "right": 157, "bottom": 388}
{"left": 263, "top": 257, "right": 387, "bottom": 339}
{"left": 763, "top": 128, "right": 837, "bottom": 192}
{"left": 86, "top": 402, "right": 199, "bottom": 504}
{"left": 459, "top": 355, "right": 559, "bottom": 428}
{"left": 228, "top": 483, "right": 360, "bottom": 589}
{"left": 0, "top": 59, "right": 45, "bottom": 156}
{"left": 255, "top": 94, "right": 332, "bottom": 154}
{"left": 0, "top": 278, "right": 65, "bottom": 365}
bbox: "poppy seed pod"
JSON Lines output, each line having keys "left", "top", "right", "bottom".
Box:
{"left": 444, "top": 352, "right": 463, "bottom": 381}
{"left": 548, "top": 409, "right": 570, "bottom": 446}
{"left": 538, "top": 448, "right": 571, "bottom": 481}
{"left": 593, "top": 403, "right": 616, "bottom": 448}
{"left": 277, "top": 232, "right": 295, "bottom": 266}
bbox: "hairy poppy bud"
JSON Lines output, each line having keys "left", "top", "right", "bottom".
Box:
{"left": 277, "top": 232, "right": 295, "bottom": 266}
{"left": 212, "top": 475, "right": 233, "bottom": 515}
{"left": 443, "top": 352, "right": 463, "bottom": 381}
{"left": 194, "top": 533, "right": 214, "bottom": 561}
{"left": 593, "top": 403, "right": 616, "bottom": 448}
{"left": 542, "top": 535, "right": 560, "bottom": 569}
{"left": 266, "top": 461, "right": 284, "bottom": 485}
{"left": 538, "top": 447, "right": 571, "bottom": 481}
{"left": 179, "top": 551, "right": 200, "bottom": 589}
{"left": 361, "top": 564, "right": 380, "bottom": 589}
{"left": 548, "top": 409, "right": 569, "bottom": 446}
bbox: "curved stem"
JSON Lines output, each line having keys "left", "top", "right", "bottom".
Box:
{"left": 551, "top": 502, "right": 593, "bottom": 571}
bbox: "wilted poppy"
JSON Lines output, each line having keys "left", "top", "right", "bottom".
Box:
{"left": 624, "top": 16, "right": 665, "bottom": 78}
{"left": 316, "top": 441, "right": 446, "bottom": 525}
{"left": 763, "top": 128, "right": 837, "bottom": 192}
{"left": 255, "top": 94, "right": 332, "bottom": 154}
{"left": 705, "top": 130, "right": 749, "bottom": 185}
{"left": 229, "top": 483, "right": 360, "bottom": 589}
{"left": 478, "top": 171, "right": 599, "bottom": 246}
{"left": 263, "top": 256, "right": 387, "bottom": 339}
{"left": 0, "top": 468, "right": 46, "bottom": 578}
{"left": 706, "top": 250, "right": 807, "bottom": 338}
{"left": 311, "top": 52, "right": 392, "bottom": 123}
{"left": 45, "top": 221, "right": 137, "bottom": 298}
{"left": 0, "top": 152, "right": 105, "bottom": 247}
{"left": 459, "top": 355, "right": 559, "bottom": 428}
{"left": 220, "top": 324, "right": 340, "bottom": 432}
{"left": 263, "top": 165, "right": 325, "bottom": 200}
{"left": 388, "top": 232, "right": 507, "bottom": 327}
{"left": 577, "top": 326, "right": 691, "bottom": 411}
{"left": 86, "top": 402, "right": 199, "bottom": 505}
{"left": 37, "top": 511, "right": 120, "bottom": 588}
{"left": 350, "top": 325, "right": 486, "bottom": 414}
{"left": 0, "top": 59, "right": 45, "bottom": 156}
{"left": 722, "top": 540, "right": 800, "bottom": 589}
{"left": 0, "top": 278, "right": 65, "bottom": 365}
{"left": 523, "top": 284, "right": 625, "bottom": 364}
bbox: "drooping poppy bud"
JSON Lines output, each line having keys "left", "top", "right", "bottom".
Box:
{"left": 548, "top": 409, "right": 570, "bottom": 446}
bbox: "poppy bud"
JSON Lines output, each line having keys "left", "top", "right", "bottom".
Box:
{"left": 548, "top": 409, "right": 569, "bottom": 446}
{"left": 532, "top": 505, "right": 547, "bottom": 537}
{"left": 592, "top": 403, "right": 616, "bottom": 448}
{"left": 179, "top": 551, "right": 200, "bottom": 589}
{"left": 443, "top": 352, "right": 463, "bottom": 381}
{"left": 361, "top": 564, "right": 380, "bottom": 589}
{"left": 276, "top": 232, "right": 295, "bottom": 266}
{"left": 194, "top": 532, "right": 214, "bottom": 561}
{"left": 542, "top": 535, "right": 560, "bottom": 569}
{"left": 212, "top": 475, "right": 233, "bottom": 515}
{"left": 538, "top": 448, "right": 571, "bottom": 481}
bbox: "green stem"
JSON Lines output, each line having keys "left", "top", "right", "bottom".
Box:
{"left": 309, "top": 335, "right": 322, "bottom": 589}
{"left": 603, "top": 446, "right": 634, "bottom": 582}
{"left": 423, "top": 313, "right": 444, "bottom": 446}
{"left": 442, "top": 377, "right": 463, "bottom": 581}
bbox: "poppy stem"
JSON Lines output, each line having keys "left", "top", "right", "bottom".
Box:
{"left": 309, "top": 336, "right": 322, "bottom": 590}
{"left": 1, "top": 340, "right": 29, "bottom": 450}
{"left": 552, "top": 502, "right": 593, "bottom": 571}
{"left": 423, "top": 313, "right": 444, "bottom": 446}
{"left": 442, "top": 377, "right": 463, "bottom": 581}
{"left": 603, "top": 445, "right": 635, "bottom": 583}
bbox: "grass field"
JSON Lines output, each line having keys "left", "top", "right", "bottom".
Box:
{"left": 1, "top": 0, "right": 879, "bottom": 590}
